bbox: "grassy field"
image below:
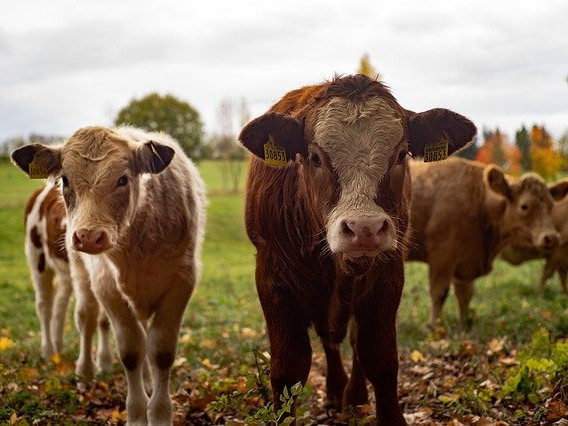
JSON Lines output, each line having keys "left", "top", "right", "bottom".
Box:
{"left": 1, "top": 158, "right": 568, "bottom": 424}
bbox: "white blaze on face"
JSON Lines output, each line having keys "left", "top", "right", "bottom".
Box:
{"left": 314, "top": 97, "right": 404, "bottom": 255}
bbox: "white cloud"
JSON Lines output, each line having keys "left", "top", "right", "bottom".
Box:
{"left": 1, "top": 0, "right": 567, "bottom": 142}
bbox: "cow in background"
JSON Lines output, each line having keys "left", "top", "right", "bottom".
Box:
{"left": 501, "top": 179, "right": 568, "bottom": 293}
{"left": 407, "top": 158, "right": 561, "bottom": 328}
{"left": 13, "top": 126, "right": 206, "bottom": 425}
{"left": 24, "top": 183, "right": 112, "bottom": 379}
{"left": 240, "top": 74, "right": 476, "bottom": 424}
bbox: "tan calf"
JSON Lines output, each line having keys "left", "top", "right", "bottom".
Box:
{"left": 501, "top": 179, "right": 568, "bottom": 293}
{"left": 407, "top": 158, "right": 560, "bottom": 327}
{"left": 13, "top": 126, "right": 206, "bottom": 425}
{"left": 24, "top": 183, "right": 112, "bottom": 378}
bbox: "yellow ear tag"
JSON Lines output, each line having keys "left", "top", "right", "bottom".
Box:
{"left": 28, "top": 159, "right": 48, "bottom": 179}
{"left": 423, "top": 139, "right": 449, "bottom": 163}
{"left": 263, "top": 138, "right": 287, "bottom": 167}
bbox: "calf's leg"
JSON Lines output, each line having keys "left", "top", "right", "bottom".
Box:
{"left": 146, "top": 280, "right": 193, "bottom": 425}
{"left": 96, "top": 310, "right": 113, "bottom": 373}
{"left": 538, "top": 259, "right": 555, "bottom": 292}
{"left": 558, "top": 267, "right": 568, "bottom": 294}
{"left": 50, "top": 275, "right": 72, "bottom": 354}
{"left": 258, "top": 283, "right": 312, "bottom": 419}
{"left": 343, "top": 322, "right": 368, "bottom": 407}
{"left": 428, "top": 265, "right": 453, "bottom": 327}
{"left": 321, "top": 339, "right": 348, "bottom": 409}
{"left": 30, "top": 266, "right": 56, "bottom": 358}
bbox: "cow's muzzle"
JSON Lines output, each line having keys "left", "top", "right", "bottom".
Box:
{"left": 73, "top": 229, "right": 110, "bottom": 254}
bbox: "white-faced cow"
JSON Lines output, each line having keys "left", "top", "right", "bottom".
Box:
{"left": 24, "top": 182, "right": 112, "bottom": 378}
{"left": 407, "top": 158, "right": 560, "bottom": 328}
{"left": 239, "top": 74, "right": 476, "bottom": 424}
{"left": 13, "top": 126, "right": 206, "bottom": 425}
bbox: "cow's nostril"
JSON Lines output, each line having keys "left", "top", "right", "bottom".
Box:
{"left": 95, "top": 233, "right": 104, "bottom": 245}
{"left": 342, "top": 221, "right": 355, "bottom": 235}
{"left": 376, "top": 220, "right": 387, "bottom": 235}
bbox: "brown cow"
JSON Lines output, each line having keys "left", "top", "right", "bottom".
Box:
{"left": 24, "top": 183, "right": 112, "bottom": 378}
{"left": 13, "top": 126, "right": 206, "bottom": 425}
{"left": 407, "top": 158, "right": 561, "bottom": 327}
{"left": 501, "top": 179, "right": 568, "bottom": 293}
{"left": 239, "top": 74, "right": 476, "bottom": 424}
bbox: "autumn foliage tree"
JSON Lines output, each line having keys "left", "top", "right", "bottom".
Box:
{"left": 515, "top": 125, "right": 531, "bottom": 171}
{"left": 530, "top": 124, "right": 562, "bottom": 180}
{"left": 476, "top": 128, "right": 521, "bottom": 175}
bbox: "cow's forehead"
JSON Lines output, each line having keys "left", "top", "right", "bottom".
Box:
{"left": 313, "top": 97, "right": 404, "bottom": 187}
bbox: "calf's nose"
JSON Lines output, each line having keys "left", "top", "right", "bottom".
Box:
{"left": 342, "top": 219, "right": 387, "bottom": 248}
{"left": 73, "top": 229, "right": 108, "bottom": 254}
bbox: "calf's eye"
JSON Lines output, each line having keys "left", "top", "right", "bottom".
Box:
{"left": 61, "top": 176, "right": 69, "bottom": 188}
{"left": 310, "top": 153, "right": 321, "bottom": 167}
{"left": 116, "top": 175, "right": 128, "bottom": 187}
{"left": 520, "top": 203, "right": 528, "bottom": 212}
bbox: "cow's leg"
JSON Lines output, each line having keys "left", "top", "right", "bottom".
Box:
{"left": 30, "top": 265, "right": 56, "bottom": 358}
{"left": 558, "top": 266, "right": 568, "bottom": 294}
{"left": 538, "top": 259, "right": 555, "bottom": 292}
{"left": 258, "top": 283, "right": 311, "bottom": 419}
{"left": 321, "top": 339, "right": 348, "bottom": 409}
{"left": 96, "top": 310, "right": 113, "bottom": 373}
{"left": 94, "top": 275, "right": 149, "bottom": 425}
{"left": 353, "top": 276, "right": 406, "bottom": 425}
{"left": 50, "top": 275, "right": 72, "bottom": 354}
{"left": 146, "top": 281, "right": 192, "bottom": 425}
{"left": 428, "top": 265, "right": 452, "bottom": 327}
{"left": 343, "top": 321, "right": 368, "bottom": 407}
{"left": 453, "top": 280, "right": 474, "bottom": 329}
{"left": 71, "top": 257, "right": 99, "bottom": 381}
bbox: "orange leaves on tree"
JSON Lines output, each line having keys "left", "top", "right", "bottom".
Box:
{"left": 530, "top": 124, "right": 562, "bottom": 180}
{"left": 476, "top": 129, "right": 521, "bottom": 175}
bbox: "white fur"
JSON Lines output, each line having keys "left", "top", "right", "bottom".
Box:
{"left": 314, "top": 97, "right": 403, "bottom": 255}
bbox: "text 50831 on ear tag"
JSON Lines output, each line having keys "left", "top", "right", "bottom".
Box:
{"left": 423, "top": 140, "right": 449, "bottom": 163}
{"left": 263, "top": 138, "right": 287, "bottom": 167}
{"left": 28, "top": 160, "right": 48, "bottom": 179}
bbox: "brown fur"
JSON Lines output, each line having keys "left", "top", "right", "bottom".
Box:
{"left": 407, "top": 158, "right": 560, "bottom": 326}
{"left": 501, "top": 179, "right": 568, "bottom": 293}
{"left": 240, "top": 74, "right": 477, "bottom": 424}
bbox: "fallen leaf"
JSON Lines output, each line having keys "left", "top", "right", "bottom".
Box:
{"left": 0, "top": 336, "right": 14, "bottom": 351}
{"left": 410, "top": 350, "right": 425, "bottom": 363}
{"left": 50, "top": 352, "right": 62, "bottom": 365}
{"left": 438, "top": 393, "right": 460, "bottom": 403}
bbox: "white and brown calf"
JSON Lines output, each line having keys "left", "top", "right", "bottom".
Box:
{"left": 13, "top": 126, "right": 205, "bottom": 425}
{"left": 24, "top": 182, "right": 112, "bottom": 378}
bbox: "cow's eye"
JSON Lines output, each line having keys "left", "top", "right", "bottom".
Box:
{"left": 397, "top": 150, "right": 408, "bottom": 164}
{"left": 520, "top": 203, "right": 529, "bottom": 212}
{"left": 116, "top": 175, "right": 128, "bottom": 187}
{"left": 310, "top": 153, "right": 321, "bottom": 167}
{"left": 61, "top": 176, "right": 69, "bottom": 188}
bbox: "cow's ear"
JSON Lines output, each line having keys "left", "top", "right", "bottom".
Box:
{"left": 484, "top": 165, "right": 512, "bottom": 200}
{"left": 135, "top": 140, "right": 175, "bottom": 174}
{"left": 549, "top": 180, "right": 568, "bottom": 201}
{"left": 11, "top": 144, "right": 61, "bottom": 178}
{"left": 239, "top": 112, "right": 306, "bottom": 164}
{"left": 407, "top": 108, "right": 476, "bottom": 158}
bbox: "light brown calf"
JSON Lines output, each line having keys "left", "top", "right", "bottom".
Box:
{"left": 501, "top": 179, "right": 568, "bottom": 293}
{"left": 24, "top": 183, "right": 112, "bottom": 378}
{"left": 13, "top": 126, "right": 206, "bottom": 425}
{"left": 407, "top": 158, "right": 561, "bottom": 327}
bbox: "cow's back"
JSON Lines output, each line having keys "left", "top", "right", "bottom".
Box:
{"left": 407, "top": 158, "right": 489, "bottom": 275}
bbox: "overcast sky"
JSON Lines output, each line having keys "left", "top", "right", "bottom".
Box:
{"left": 1, "top": 0, "right": 567, "bottom": 144}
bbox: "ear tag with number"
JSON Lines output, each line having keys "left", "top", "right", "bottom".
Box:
{"left": 263, "top": 138, "right": 287, "bottom": 167}
{"left": 423, "top": 139, "right": 449, "bottom": 163}
{"left": 28, "top": 159, "right": 48, "bottom": 179}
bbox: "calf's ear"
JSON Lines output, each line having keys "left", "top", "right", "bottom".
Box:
{"left": 407, "top": 108, "right": 476, "bottom": 157}
{"left": 549, "top": 180, "right": 568, "bottom": 201}
{"left": 239, "top": 112, "right": 306, "bottom": 165}
{"left": 484, "top": 165, "right": 512, "bottom": 199}
{"left": 135, "top": 141, "right": 175, "bottom": 174}
{"left": 11, "top": 144, "right": 62, "bottom": 178}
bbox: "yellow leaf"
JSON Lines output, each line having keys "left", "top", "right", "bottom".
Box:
{"left": 201, "top": 339, "right": 217, "bottom": 349}
{"left": 0, "top": 337, "right": 14, "bottom": 351}
{"left": 241, "top": 327, "right": 259, "bottom": 338}
{"left": 10, "top": 413, "right": 18, "bottom": 426}
{"left": 438, "top": 393, "right": 459, "bottom": 404}
{"left": 50, "top": 352, "right": 62, "bottom": 365}
{"left": 410, "top": 350, "right": 425, "bottom": 363}
{"left": 111, "top": 406, "right": 127, "bottom": 423}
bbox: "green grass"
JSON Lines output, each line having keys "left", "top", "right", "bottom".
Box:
{"left": 1, "top": 157, "right": 568, "bottom": 422}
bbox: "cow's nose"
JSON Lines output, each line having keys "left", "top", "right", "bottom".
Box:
{"left": 73, "top": 229, "right": 108, "bottom": 254}
{"left": 541, "top": 232, "right": 560, "bottom": 250}
{"left": 342, "top": 219, "right": 387, "bottom": 248}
